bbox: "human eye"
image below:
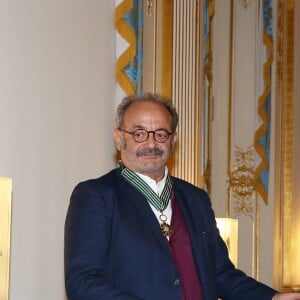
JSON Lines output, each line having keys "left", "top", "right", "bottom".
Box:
{"left": 155, "top": 129, "right": 168, "bottom": 139}
{"left": 133, "top": 129, "right": 147, "bottom": 139}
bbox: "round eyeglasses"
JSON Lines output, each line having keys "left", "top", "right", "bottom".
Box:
{"left": 119, "top": 128, "right": 174, "bottom": 143}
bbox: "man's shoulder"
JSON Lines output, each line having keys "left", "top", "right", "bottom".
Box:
{"left": 172, "top": 176, "right": 206, "bottom": 191}
{"left": 171, "top": 176, "right": 210, "bottom": 199}
{"left": 74, "top": 168, "right": 122, "bottom": 191}
{"left": 171, "top": 176, "right": 212, "bottom": 211}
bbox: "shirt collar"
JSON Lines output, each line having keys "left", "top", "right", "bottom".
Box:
{"left": 135, "top": 167, "right": 168, "bottom": 196}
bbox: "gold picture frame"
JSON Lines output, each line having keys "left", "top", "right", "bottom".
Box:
{"left": 0, "top": 177, "right": 12, "bottom": 300}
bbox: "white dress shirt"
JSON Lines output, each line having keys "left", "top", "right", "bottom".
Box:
{"left": 135, "top": 168, "right": 172, "bottom": 230}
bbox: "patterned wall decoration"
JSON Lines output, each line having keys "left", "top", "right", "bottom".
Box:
{"left": 115, "top": 0, "right": 143, "bottom": 95}
{"left": 254, "top": 0, "right": 273, "bottom": 205}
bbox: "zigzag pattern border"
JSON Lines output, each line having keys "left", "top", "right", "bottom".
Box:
{"left": 114, "top": 0, "right": 136, "bottom": 95}
{"left": 254, "top": 31, "right": 273, "bottom": 205}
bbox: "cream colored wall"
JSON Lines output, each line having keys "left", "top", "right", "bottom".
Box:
{"left": 0, "top": 1, "right": 116, "bottom": 299}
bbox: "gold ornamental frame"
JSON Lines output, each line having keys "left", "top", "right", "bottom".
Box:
{"left": 0, "top": 177, "right": 12, "bottom": 300}
{"left": 273, "top": 0, "right": 300, "bottom": 292}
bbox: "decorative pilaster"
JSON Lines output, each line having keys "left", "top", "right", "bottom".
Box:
{"left": 171, "top": 0, "right": 203, "bottom": 187}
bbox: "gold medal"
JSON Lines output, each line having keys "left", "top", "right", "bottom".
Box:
{"left": 159, "top": 211, "right": 172, "bottom": 237}
{"left": 160, "top": 221, "right": 172, "bottom": 237}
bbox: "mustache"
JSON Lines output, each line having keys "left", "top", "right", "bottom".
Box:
{"left": 136, "top": 148, "right": 163, "bottom": 157}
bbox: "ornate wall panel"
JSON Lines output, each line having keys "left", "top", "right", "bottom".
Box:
{"left": 212, "top": 0, "right": 262, "bottom": 279}
{"left": 143, "top": 0, "right": 286, "bottom": 286}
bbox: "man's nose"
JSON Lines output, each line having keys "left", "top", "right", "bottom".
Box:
{"left": 145, "top": 132, "right": 156, "bottom": 145}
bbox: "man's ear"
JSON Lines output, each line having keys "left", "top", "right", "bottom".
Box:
{"left": 113, "top": 129, "right": 122, "bottom": 151}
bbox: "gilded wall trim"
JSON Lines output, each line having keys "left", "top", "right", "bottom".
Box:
{"left": 203, "top": 0, "right": 215, "bottom": 194}
{"left": 227, "top": 0, "right": 234, "bottom": 216}
{"left": 274, "top": 0, "right": 300, "bottom": 291}
{"left": 228, "top": 145, "right": 260, "bottom": 278}
{"left": 146, "top": 0, "right": 154, "bottom": 16}
{"left": 239, "top": 0, "right": 253, "bottom": 9}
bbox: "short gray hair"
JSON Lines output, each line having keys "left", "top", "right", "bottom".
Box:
{"left": 115, "top": 93, "right": 178, "bottom": 132}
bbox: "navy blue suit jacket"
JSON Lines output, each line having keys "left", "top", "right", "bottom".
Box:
{"left": 65, "top": 168, "right": 277, "bottom": 300}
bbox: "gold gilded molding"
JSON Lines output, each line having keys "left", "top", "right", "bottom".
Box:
{"left": 239, "top": 0, "right": 253, "bottom": 9}
{"left": 161, "top": 0, "right": 173, "bottom": 98}
{"left": 203, "top": 0, "right": 215, "bottom": 194}
{"left": 228, "top": 146, "right": 255, "bottom": 217}
{"left": 146, "top": 0, "right": 154, "bottom": 16}
{"left": 143, "top": 0, "right": 173, "bottom": 97}
{"left": 274, "top": 0, "right": 300, "bottom": 291}
{"left": 226, "top": 0, "right": 234, "bottom": 216}
{"left": 0, "top": 177, "right": 12, "bottom": 300}
{"left": 228, "top": 146, "right": 260, "bottom": 279}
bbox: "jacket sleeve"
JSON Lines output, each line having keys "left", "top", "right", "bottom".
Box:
{"left": 209, "top": 204, "right": 278, "bottom": 299}
{"left": 64, "top": 181, "right": 141, "bottom": 300}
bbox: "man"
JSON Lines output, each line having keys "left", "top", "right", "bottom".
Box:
{"left": 65, "top": 93, "right": 300, "bottom": 299}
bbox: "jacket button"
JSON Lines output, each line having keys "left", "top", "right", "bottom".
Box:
{"left": 174, "top": 278, "right": 180, "bottom": 286}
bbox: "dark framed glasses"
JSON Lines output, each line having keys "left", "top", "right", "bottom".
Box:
{"left": 119, "top": 128, "right": 174, "bottom": 143}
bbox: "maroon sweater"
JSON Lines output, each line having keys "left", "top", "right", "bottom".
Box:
{"left": 168, "top": 196, "right": 203, "bottom": 300}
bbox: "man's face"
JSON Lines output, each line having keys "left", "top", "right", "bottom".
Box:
{"left": 114, "top": 100, "right": 177, "bottom": 181}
